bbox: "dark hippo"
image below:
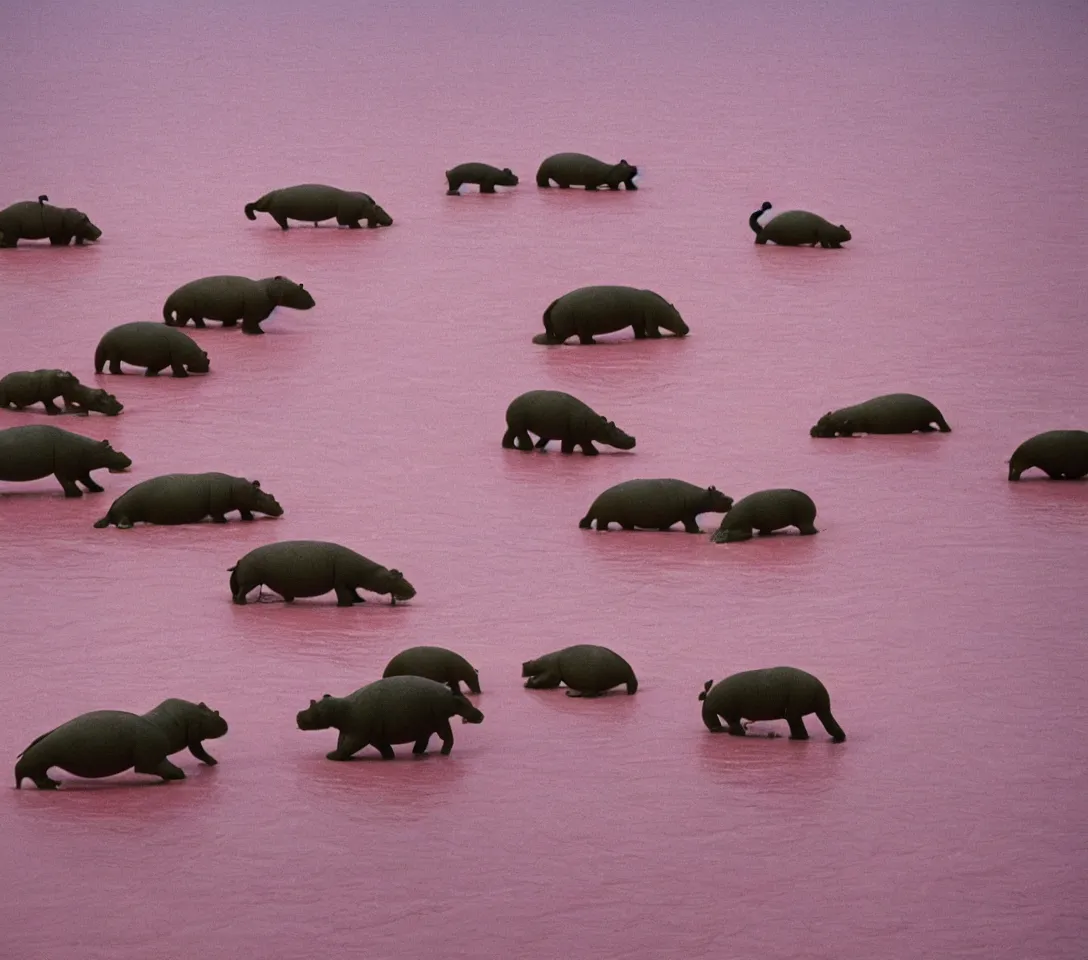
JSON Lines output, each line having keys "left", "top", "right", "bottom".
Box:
{"left": 382, "top": 646, "right": 481, "bottom": 695}
{"left": 94, "top": 472, "right": 284, "bottom": 528}
{"left": 522, "top": 644, "right": 637, "bottom": 697}
{"left": 810, "top": 393, "right": 950, "bottom": 437}
{"left": 229, "top": 540, "right": 417, "bottom": 606}
{"left": 1008, "top": 429, "right": 1088, "bottom": 481}
{"left": 0, "top": 369, "right": 80, "bottom": 415}
{"left": 580, "top": 478, "right": 733, "bottom": 533}
{"left": 15, "top": 698, "right": 228, "bottom": 789}
{"left": 699, "top": 667, "right": 845, "bottom": 742}
{"left": 532, "top": 285, "right": 690, "bottom": 346}
{"left": 535, "top": 153, "right": 638, "bottom": 190}
{"left": 445, "top": 163, "right": 519, "bottom": 195}
{"left": 749, "top": 202, "right": 851, "bottom": 248}
{"left": 710, "top": 489, "right": 818, "bottom": 543}
{"left": 0, "top": 424, "right": 131, "bottom": 497}
{"left": 0, "top": 196, "right": 102, "bottom": 247}
{"left": 61, "top": 382, "right": 124, "bottom": 417}
{"left": 502, "top": 389, "right": 636, "bottom": 455}
{"left": 296, "top": 676, "right": 484, "bottom": 760}
{"left": 163, "top": 275, "right": 316, "bottom": 335}
{"left": 94, "top": 322, "right": 210, "bottom": 377}
{"left": 244, "top": 183, "right": 393, "bottom": 229}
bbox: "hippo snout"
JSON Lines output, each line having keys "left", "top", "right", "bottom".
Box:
{"left": 461, "top": 708, "right": 484, "bottom": 724}
{"left": 108, "top": 454, "right": 133, "bottom": 473}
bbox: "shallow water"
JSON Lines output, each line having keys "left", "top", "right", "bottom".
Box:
{"left": 2, "top": 1, "right": 1087, "bottom": 958}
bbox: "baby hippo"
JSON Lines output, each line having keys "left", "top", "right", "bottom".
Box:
{"left": 94, "top": 472, "right": 284, "bottom": 528}
{"left": 522, "top": 644, "right": 638, "bottom": 697}
{"left": 445, "top": 162, "right": 519, "bottom": 195}
{"left": 15, "top": 698, "right": 228, "bottom": 789}
{"left": 502, "top": 389, "right": 635, "bottom": 455}
{"left": 580, "top": 478, "right": 733, "bottom": 532}
{"left": 710, "top": 489, "right": 818, "bottom": 543}
{"left": 383, "top": 646, "right": 481, "bottom": 695}
{"left": 297, "top": 677, "right": 484, "bottom": 761}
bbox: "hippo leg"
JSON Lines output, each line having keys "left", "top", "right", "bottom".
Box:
{"left": 585, "top": 184, "right": 598, "bottom": 191}
{"left": 42, "top": 398, "right": 62, "bottom": 415}
{"left": 632, "top": 324, "right": 647, "bottom": 339}
{"left": 798, "top": 523, "right": 819, "bottom": 535}
{"left": 578, "top": 441, "right": 599, "bottom": 456}
{"left": 817, "top": 710, "right": 846, "bottom": 743}
{"left": 1065, "top": 469, "right": 1088, "bottom": 480}
{"left": 624, "top": 178, "right": 637, "bottom": 190}
{"left": 683, "top": 517, "right": 701, "bottom": 534}
{"left": 272, "top": 212, "right": 290, "bottom": 230}
{"left": 55, "top": 474, "right": 84, "bottom": 497}
{"left": 786, "top": 715, "right": 810, "bottom": 740}
{"left": 560, "top": 438, "right": 576, "bottom": 454}
{"left": 534, "top": 437, "right": 549, "bottom": 449}
{"left": 525, "top": 671, "right": 562, "bottom": 690}
{"left": 436, "top": 719, "right": 454, "bottom": 755}
{"left": 188, "top": 742, "right": 217, "bottom": 765}
{"left": 190, "top": 316, "right": 207, "bottom": 329}
{"left": 935, "top": 414, "right": 951, "bottom": 432}
{"left": 0, "top": 235, "right": 18, "bottom": 248}
{"left": 557, "top": 182, "right": 570, "bottom": 189}
{"left": 211, "top": 513, "right": 228, "bottom": 523}
{"left": 480, "top": 183, "right": 496, "bottom": 193}
{"left": 137, "top": 757, "right": 186, "bottom": 781}
{"left": 565, "top": 689, "right": 602, "bottom": 698}
{"left": 168, "top": 361, "right": 190, "bottom": 378}
{"left": 725, "top": 527, "right": 753, "bottom": 542}
{"left": 376, "top": 743, "right": 396, "bottom": 760}
{"left": 446, "top": 182, "right": 462, "bottom": 195}
{"left": 28, "top": 771, "right": 61, "bottom": 789}
{"left": 577, "top": 333, "right": 597, "bottom": 345}
{"left": 412, "top": 734, "right": 431, "bottom": 755}
{"left": 144, "top": 364, "right": 163, "bottom": 376}
{"left": 621, "top": 523, "right": 636, "bottom": 531}
{"left": 114, "top": 515, "right": 134, "bottom": 529}
{"left": 241, "top": 319, "right": 265, "bottom": 335}
{"left": 221, "top": 317, "right": 238, "bottom": 327}
{"left": 645, "top": 325, "right": 662, "bottom": 338}
{"left": 326, "top": 731, "right": 367, "bottom": 761}
{"left": 725, "top": 717, "right": 747, "bottom": 736}
{"left": 108, "top": 357, "right": 124, "bottom": 375}
{"left": 238, "top": 510, "right": 254, "bottom": 521}
{"left": 334, "top": 584, "right": 364, "bottom": 606}
{"left": 757, "top": 528, "right": 774, "bottom": 537}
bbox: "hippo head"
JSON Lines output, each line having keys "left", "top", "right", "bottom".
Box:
{"left": 65, "top": 208, "right": 102, "bottom": 244}
{"left": 380, "top": 568, "right": 416, "bottom": 605}
{"left": 82, "top": 388, "right": 124, "bottom": 416}
{"left": 497, "top": 167, "right": 519, "bottom": 187}
{"left": 99, "top": 440, "right": 132, "bottom": 473}
{"left": 465, "top": 668, "right": 482, "bottom": 696}
{"left": 616, "top": 159, "right": 638, "bottom": 180}
{"left": 369, "top": 203, "right": 393, "bottom": 227}
{"left": 451, "top": 694, "right": 484, "bottom": 725}
{"left": 267, "top": 276, "right": 316, "bottom": 310}
{"left": 810, "top": 412, "right": 850, "bottom": 438}
{"left": 194, "top": 702, "right": 229, "bottom": 739}
{"left": 660, "top": 300, "right": 689, "bottom": 337}
{"left": 520, "top": 658, "right": 543, "bottom": 679}
{"left": 830, "top": 223, "right": 852, "bottom": 244}
{"left": 597, "top": 416, "right": 636, "bottom": 450}
{"left": 189, "top": 350, "right": 211, "bottom": 374}
{"left": 704, "top": 486, "right": 734, "bottom": 514}
{"left": 296, "top": 694, "right": 336, "bottom": 730}
{"left": 242, "top": 479, "right": 284, "bottom": 517}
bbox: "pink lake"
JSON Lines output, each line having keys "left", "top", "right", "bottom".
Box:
{"left": 3, "top": 1, "right": 1087, "bottom": 958}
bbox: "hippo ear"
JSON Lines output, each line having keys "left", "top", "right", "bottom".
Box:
{"left": 389, "top": 569, "right": 402, "bottom": 578}
{"left": 274, "top": 275, "right": 284, "bottom": 280}
{"left": 709, "top": 485, "right": 718, "bottom": 492}
{"left": 298, "top": 283, "right": 305, "bottom": 290}
{"left": 503, "top": 168, "right": 512, "bottom": 173}
{"left": 199, "top": 701, "right": 207, "bottom": 709}
{"left": 39, "top": 194, "right": 49, "bottom": 204}
{"left": 322, "top": 693, "right": 331, "bottom": 699}
{"left": 250, "top": 480, "right": 261, "bottom": 488}
{"left": 309, "top": 699, "right": 317, "bottom": 707}
{"left": 99, "top": 439, "right": 111, "bottom": 448}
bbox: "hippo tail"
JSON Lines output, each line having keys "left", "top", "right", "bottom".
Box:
{"left": 93, "top": 341, "right": 107, "bottom": 374}
{"left": 162, "top": 295, "right": 177, "bottom": 325}
{"left": 542, "top": 298, "right": 559, "bottom": 340}
{"left": 92, "top": 513, "right": 112, "bottom": 529}
{"left": 228, "top": 565, "right": 239, "bottom": 595}
{"left": 697, "top": 679, "right": 714, "bottom": 702}
{"left": 245, "top": 193, "right": 271, "bottom": 220}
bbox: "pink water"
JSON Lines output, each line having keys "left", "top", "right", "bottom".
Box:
{"left": 3, "top": 1, "right": 1087, "bottom": 957}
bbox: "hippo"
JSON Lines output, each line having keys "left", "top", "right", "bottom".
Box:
{"left": 382, "top": 646, "right": 481, "bottom": 695}
{"left": 749, "top": 202, "right": 851, "bottom": 248}
{"left": 445, "top": 163, "right": 519, "bottom": 195}
{"left": 532, "top": 285, "right": 690, "bottom": 346}
{"left": 94, "top": 472, "right": 284, "bottom": 528}
{"left": 810, "top": 394, "right": 950, "bottom": 437}
{"left": 535, "top": 153, "right": 638, "bottom": 190}
{"left": 710, "top": 489, "right": 818, "bottom": 543}
{"left": 229, "top": 540, "right": 417, "bottom": 606}
{"left": 15, "top": 698, "right": 228, "bottom": 789}
{"left": 163, "top": 275, "right": 316, "bottom": 335}
{"left": 94, "top": 322, "right": 210, "bottom": 377}
{"left": 244, "top": 184, "right": 393, "bottom": 230}
{"left": 1007, "top": 429, "right": 1088, "bottom": 481}
{"left": 296, "top": 677, "right": 484, "bottom": 760}
{"left": 0, "top": 424, "right": 131, "bottom": 497}
{"left": 579, "top": 478, "right": 733, "bottom": 533}
{"left": 0, "top": 195, "right": 102, "bottom": 247}
{"left": 522, "top": 644, "right": 637, "bottom": 697}
{"left": 699, "top": 667, "right": 845, "bottom": 742}
{"left": 61, "top": 382, "right": 124, "bottom": 417}
{"left": 502, "top": 389, "right": 636, "bottom": 455}
{"left": 0, "top": 369, "right": 80, "bottom": 415}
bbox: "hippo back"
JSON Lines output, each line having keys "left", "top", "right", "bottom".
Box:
{"left": 355, "top": 676, "right": 455, "bottom": 744}
{"left": 557, "top": 644, "right": 634, "bottom": 690}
